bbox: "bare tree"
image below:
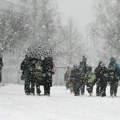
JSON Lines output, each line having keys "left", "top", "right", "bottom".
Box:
{"left": 88, "top": 0, "right": 120, "bottom": 62}
{"left": 0, "top": 8, "right": 29, "bottom": 54}
{"left": 24, "top": 0, "right": 59, "bottom": 46}
{"left": 54, "top": 18, "right": 83, "bottom": 64}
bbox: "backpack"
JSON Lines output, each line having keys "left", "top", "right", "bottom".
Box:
{"left": 87, "top": 73, "right": 96, "bottom": 83}
{"left": 108, "top": 63, "right": 120, "bottom": 81}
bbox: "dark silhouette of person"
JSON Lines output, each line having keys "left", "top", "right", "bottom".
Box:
{"left": 0, "top": 57, "right": 3, "bottom": 83}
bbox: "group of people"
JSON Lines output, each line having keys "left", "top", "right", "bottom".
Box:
{"left": 21, "top": 55, "right": 54, "bottom": 96}
{"left": 64, "top": 56, "right": 120, "bottom": 97}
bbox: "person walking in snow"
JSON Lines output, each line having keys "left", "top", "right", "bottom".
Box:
{"left": 94, "top": 61, "right": 103, "bottom": 96}
{"left": 94, "top": 62, "right": 109, "bottom": 97}
{"left": 33, "top": 59, "right": 43, "bottom": 95}
{"left": 28, "top": 58, "right": 40, "bottom": 95}
{"left": 79, "top": 56, "right": 88, "bottom": 95}
{"left": 21, "top": 55, "right": 31, "bottom": 95}
{"left": 70, "top": 65, "right": 82, "bottom": 96}
{"left": 21, "top": 56, "right": 38, "bottom": 95}
{"left": 0, "top": 56, "right": 3, "bottom": 83}
{"left": 64, "top": 66, "right": 71, "bottom": 89}
{"left": 86, "top": 66, "right": 96, "bottom": 96}
{"left": 108, "top": 57, "right": 120, "bottom": 97}
{"left": 42, "top": 57, "right": 54, "bottom": 96}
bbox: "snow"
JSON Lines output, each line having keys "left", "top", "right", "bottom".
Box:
{"left": 0, "top": 84, "right": 120, "bottom": 120}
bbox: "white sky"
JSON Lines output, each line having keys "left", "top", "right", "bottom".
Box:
{"left": 57, "top": 0, "right": 95, "bottom": 27}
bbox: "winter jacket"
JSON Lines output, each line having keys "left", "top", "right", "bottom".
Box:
{"left": 42, "top": 57, "right": 54, "bottom": 74}
{"left": 0, "top": 57, "right": 3, "bottom": 69}
{"left": 20, "top": 58, "right": 30, "bottom": 80}
{"left": 87, "top": 72, "right": 96, "bottom": 84}
{"left": 94, "top": 65, "right": 102, "bottom": 79}
{"left": 21, "top": 58, "right": 29, "bottom": 71}
{"left": 108, "top": 64, "right": 120, "bottom": 82}
{"left": 94, "top": 66, "right": 108, "bottom": 85}
{"left": 79, "top": 61, "right": 88, "bottom": 75}
{"left": 70, "top": 68, "right": 81, "bottom": 83}
{"left": 42, "top": 57, "right": 54, "bottom": 86}
{"left": 64, "top": 70, "right": 71, "bottom": 82}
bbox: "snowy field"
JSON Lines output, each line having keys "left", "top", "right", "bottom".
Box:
{"left": 0, "top": 84, "right": 120, "bottom": 120}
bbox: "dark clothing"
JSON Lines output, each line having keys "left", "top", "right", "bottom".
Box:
{"left": 21, "top": 58, "right": 36, "bottom": 95}
{"left": 70, "top": 68, "right": 81, "bottom": 83}
{"left": 36, "top": 80, "right": 41, "bottom": 95}
{"left": 73, "top": 82, "right": 81, "bottom": 96}
{"left": 65, "top": 82, "right": 70, "bottom": 89}
{"left": 0, "top": 70, "right": 2, "bottom": 83}
{"left": 94, "top": 66, "right": 108, "bottom": 97}
{"left": 28, "top": 58, "right": 43, "bottom": 95}
{"left": 0, "top": 57, "right": 3, "bottom": 83}
{"left": 21, "top": 58, "right": 30, "bottom": 81}
{"left": 27, "top": 58, "right": 36, "bottom": 94}
{"left": 86, "top": 83, "right": 93, "bottom": 95}
{"left": 108, "top": 62, "right": 120, "bottom": 96}
{"left": 24, "top": 80, "right": 30, "bottom": 95}
{"left": 99, "top": 67, "right": 108, "bottom": 97}
{"left": 81, "top": 84, "right": 85, "bottom": 95}
{"left": 110, "top": 81, "right": 118, "bottom": 96}
{"left": 81, "top": 75, "right": 87, "bottom": 95}
{"left": 94, "top": 66, "right": 102, "bottom": 96}
{"left": 70, "top": 68, "right": 82, "bottom": 96}
{"left": 21, "top": 57, "right": 31, "bottom": 95}
{"left": 95, "top": 79, "right": 101, "bottom": 96}
{"left": 21, "top": 56, "right": 54, "bottom": 95}
{"left": 79, "top": 61, "right": 88, "bottom": 74}
{"left": 79, "top": 61, "right": 88, "bottom": 95}
{"left": 44, "top": 81, "right": 51, "bottom": 95}
{"left": 33, "top": 59, "right": 43, "bottom": 95}
{"left": 42, "top": 57, "right": 54, "bottom": 95}
{"left": 0, "top": 57, "right": 3, "bottom": 68}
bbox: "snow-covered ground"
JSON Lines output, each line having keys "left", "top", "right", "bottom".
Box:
{"left": 0, "top": 84, "right": 120, "bottom": 120}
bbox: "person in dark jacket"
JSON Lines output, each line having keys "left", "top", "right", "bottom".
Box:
{"left": 94, "top": 61, "right": 102, "bottom": 96}
{"left": 33, "top": 59, "right": 43, "bottom": 95}
{"left": 94, "top": 62, "right": 109, "bottom": 97}
{"left": 42, "top": 57, "right": 54, "bottom": 96}
{"left": 79, "top": 56, "right": 88, "bottom": 95}
{"left": 21, "top": 55, "right": 31, "bottom": 95}
{"left": 0, "top": 57, "right": 3, "bottom": 83}
{"left": 70, "top": 65, "right": 82, "bottom": 96}
{"left": 28, "top": 58, "right": 38, "bottom": 95}
{"left": 21, "top": 56, "right": 39, "bottom": 95}
{"left": 108, "top": 57, "right": 120, "bottom": 97}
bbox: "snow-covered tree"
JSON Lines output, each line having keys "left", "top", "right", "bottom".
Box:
{"left": 0, "top": 8, "right": 29, "bottom": 54}
{"left": 21, "top": 0, "right": 59, "bottom": 46}
{"left": 61, "top": 18, "right": 83, "bottom": 65}
{"left": 89, "top": 0, "right": 120, "bottom": 63}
